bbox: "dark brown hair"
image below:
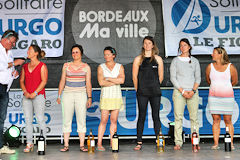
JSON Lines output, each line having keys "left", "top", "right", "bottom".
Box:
{"left": 140, "top": 36, "right": 159, "bottom": 64}
{"left": 178, "top": 38, "right": 192, "bottom": 63}
{"left": 30, "top": 44, "right": 45, "bottom": 59}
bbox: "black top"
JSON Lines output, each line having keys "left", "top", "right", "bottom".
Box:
{"left": 137, "top": 57, "right": 161, "bottom": 96}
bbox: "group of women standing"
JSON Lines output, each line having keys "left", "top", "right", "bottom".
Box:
{"left": 19, "top": 36, "right": 238, "bottom": 152}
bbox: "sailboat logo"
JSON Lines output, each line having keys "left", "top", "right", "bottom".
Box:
{"left": 171, "top": 0, "right": 211, "bottom": 34}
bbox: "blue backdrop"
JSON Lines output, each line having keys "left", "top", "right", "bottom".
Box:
{"left": 70, "top": 89, "right": 240, "bottom": 136}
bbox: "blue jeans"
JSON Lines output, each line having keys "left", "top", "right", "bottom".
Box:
{"left": 0, "top": 84, "right": 9, "bottom": 148}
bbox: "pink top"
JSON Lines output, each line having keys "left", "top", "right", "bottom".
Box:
{"left": 209, "top": 63, "right": 234, "bottom": 98}
{"left": 23, "top": 62, "right": 46, "bottom": 98}
{"left": 63, "top": 62, "right": 88, "bottom": 92}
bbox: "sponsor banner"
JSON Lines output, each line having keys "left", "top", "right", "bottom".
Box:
{"left": 5, "top": 89, "right": 240, "bottom": 136}
{"left": 162, "top": 0, "right": 240, "bottom": 56}
{"left": 72, "top": 0, "right": 156, "bottom": 65}
{"left": 0, "top": 0, "right": 65, "bottom": 57}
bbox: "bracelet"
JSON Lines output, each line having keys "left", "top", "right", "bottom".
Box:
{"left": 88, "top": 97, "right": 92, "bottom": 99}
{"left": 34, "top": 91, "right": 38, "bottom": 95}
{"left": 181, "top": 90, "right": 185, "bottom": 95}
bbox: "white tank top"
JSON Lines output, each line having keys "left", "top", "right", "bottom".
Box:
{"left": 209, "top": 63, "right": 234, "bottom": 97}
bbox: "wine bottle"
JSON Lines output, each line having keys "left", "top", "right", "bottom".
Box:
{"left": 87, "top": 129, "right": 95, "bottom": 153}
{"left": 38, "top": 130, "right": 45, "bottom": 155}
{"left": 192, "top": 126, "right": 199, "bottom": 153}
{"left": 112, "top": 132, "right": 119, "bottom": 152}
{"left": 157, "top": 128, "right": 165, "bottom": 152}
{"left": 225, "top": 127, "right": 231, "bottom": 152}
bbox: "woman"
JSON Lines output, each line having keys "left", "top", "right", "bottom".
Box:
{"left": 132, "top": 36, "right": 164, "bottom": 150}
{"left": 20, "top": 45, "right": 48, "bottom": 152}
{"left": 57, "top": 44, "right": 92, "bottom": 152}
{"left": 170, "top": 38, "right": 201, "bottom": 150}
{"left": 206, "top": 47, "right": 238, "bottom": 150}
{"left": 97, "top": 46, "right": 125, "bottom": 151}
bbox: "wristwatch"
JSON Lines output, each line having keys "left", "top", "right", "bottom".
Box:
{"left": 192, "top": 89, "right": 196, "bottom": 94}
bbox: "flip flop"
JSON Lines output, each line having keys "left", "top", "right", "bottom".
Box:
{"left": 211, "top": 145, "right": 220, "bottom": 150}
{"left": 96, "top": 146, "right": 105, "bottom": 151}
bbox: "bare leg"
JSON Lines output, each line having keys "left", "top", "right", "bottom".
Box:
{"left": 97, "top": 110, "right": 110, "bottom": 148}
{"left": 79, "top": 132, "right": 86, "bottom": 147}
{"left": 63, "top": 132, "right": 70, "bottom": 146}
{"left": 212, "top": 114, "right": 221, "bottom": 146}
{"left": 223, "top": 115, "right": 234, "bottom": 146}
{"left": 60, "top": 132, "right": 70, "bottom": 151}
{"left": 109, "top": 109, "right": 119, "bottom": 146}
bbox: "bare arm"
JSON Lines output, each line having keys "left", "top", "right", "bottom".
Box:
{"left": 230, "top": 64, "right": 238, "bottom": 86}
{"left": 56, "top": 64, "right": 67, "bottom": 104}
{"left": 86, "top": 64, "right": 92, "bottom": 108}
{"left": 97, "top": 65, "right": 115, "bottom": 87}
{"left": 205, "top": 64, "right": 211, "bottom": 85}
{"left": 107, "top": 65, "right": 125, "bottom": 85}
{"left": 20, "top": 68, "right": 30, "bottom": 98}
{"left": 29, "top": 64, "right": 48, "bottom": 99}
{"left": 132, "top": 56, "right": 140, "bottom": 91}
{"left": 155, "top": 55, "right": 164, "bottom": 84}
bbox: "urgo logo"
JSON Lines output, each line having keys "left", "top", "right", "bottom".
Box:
{"left": 171, "top": 0, "right": 211, "bottom": 34}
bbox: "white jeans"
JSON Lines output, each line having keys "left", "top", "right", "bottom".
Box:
{"left": 61, "top": 91, "right": 87, "bottom": 133}
{"left": 22, "top": 94, "right": 46, "bottom": 144}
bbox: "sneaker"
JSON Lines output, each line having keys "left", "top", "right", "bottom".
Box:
{"left": 0, "top": 146, "right": 16, "bottom": 154}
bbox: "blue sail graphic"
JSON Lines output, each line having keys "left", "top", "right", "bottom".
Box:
{"left": 171, "top": 0, "right": 211, "bottom": 34}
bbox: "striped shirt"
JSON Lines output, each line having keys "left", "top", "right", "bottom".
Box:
{"left": 63, "top": 62, "right": 88, "bottom": 92}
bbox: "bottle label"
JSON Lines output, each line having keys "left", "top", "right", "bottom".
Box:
{"left": 112, "top": 138, "right": 118, "bottom": 150}
{"left": 91, "top": 140, "right": 95, "bottom": 147}
{"left": 38, "top": 141, "right": 45, "bottom": 151}
{"left": 225, "top": 138, "right": 231, "bottom": 143}
{"left": 159, "top": 139, "right": 163, "bottom": 147}
{"left": 193, "top": 138, "right": 199, "bottom": 145}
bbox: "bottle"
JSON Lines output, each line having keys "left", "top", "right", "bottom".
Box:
{"left": 225, "top": 127, "right": 231, "bottom": 152}
{"left": 157, "top": 128, "right": 165, "bottom": 152}
{"left": 38, "top": 130, "right": 45, "bottom": 155}
{"left": 112, "top": 132, "right": 119, "bottom": 152}
{"left": 87, "top": 129, "right": 95, "bottom": 153}
{"left": 192, "top": 126, "right": 199, "bottom": 153}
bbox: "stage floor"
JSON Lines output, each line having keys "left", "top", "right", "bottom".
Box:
{"left": 0, "top": 140, "right": 239, "bottom": 160}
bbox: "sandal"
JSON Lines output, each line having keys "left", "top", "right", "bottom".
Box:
{"left": 80, "top": 146, "right": 88, "bottom": 152}
{"left": 134, "top": 142, "right": 142, "bottom": 151}
{"left": 174, "top": 145, "right": 181, "bottom": 150}
{"left": 232, "top": 145, "right": 235, "bottom": 151}
{"left": 60, "top": 146, "right": 69, "bottom": 152}
{"left": 211, "top": 145, "right": 220, "bottom": 150}
{"left": 96, "top": 146, "right": 106, "bottom": 151}
{"left": 23, "top": 143, "right": 34, "bottom": 153}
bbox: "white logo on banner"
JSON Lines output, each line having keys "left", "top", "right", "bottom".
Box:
{"left": 71, "top": 0, "right": 156, "bottom": 64}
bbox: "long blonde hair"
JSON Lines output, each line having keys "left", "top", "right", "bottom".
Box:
{"left": 214, "top": 47, "right": 230, "bottom": 65}
{"left": 139, "top": 36, "right": 159, "bottom": 64}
